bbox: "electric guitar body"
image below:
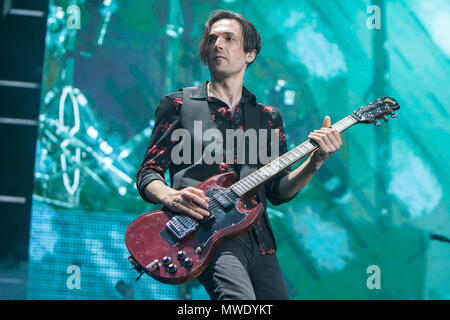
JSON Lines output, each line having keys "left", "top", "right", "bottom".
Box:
{"left": 125, "top": 171, "right": 262, "bottom": 284}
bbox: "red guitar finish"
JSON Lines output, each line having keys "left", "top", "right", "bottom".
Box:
{"left": 125, "top": 172, "right": 262, "bottom": 284}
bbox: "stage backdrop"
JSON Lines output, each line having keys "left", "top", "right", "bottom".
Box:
{"left": 29, "top": 0, "right": 449, "bottom": 299}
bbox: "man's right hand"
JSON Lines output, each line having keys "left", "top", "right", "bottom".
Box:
{"left": 161, "top": 186, "right": 211, "bottom": 220}
{"left": 145, "top": 180, "right": 211, "bottom": 220}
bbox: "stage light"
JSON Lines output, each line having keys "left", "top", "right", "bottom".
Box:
{"left": 44, "top": 88, "right": 57, "bottom": 105}
{"left": 118, "top": 149, "right": 130, "bottom": 159}
{"left": 277, "top": 79, "right": 286, "bottom": 87}
{"left": 165, "top": 24, "right": 184, "bottom": 39}
{"left": 55, "top": 6, "right": 64, "bottom": 19}
{"left": 103, "top": 157, "right": 112, "bottom": 168}
{"left": 98, "top": 0, "right": 118, "bottom": 46}
{"left": 100, "top": 141, "right": 113, "bottom": 155}
{"left": 284, "top": 90, "right": 296, "bottom": 106}
{"left": 144, "top": 127, "right": 152, "bottom": 137}
{"left": 74, "top": 90, "right": 88, "bottom": 106}
{"left": 87, "top": 126, "right": 99, "bottom": 139}
{"left": 118, "top": 187, "right": 126, "bottom": 196}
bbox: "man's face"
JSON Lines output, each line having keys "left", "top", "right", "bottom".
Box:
{"left": 206, "top": 18, "right": 256, "bottom": 78}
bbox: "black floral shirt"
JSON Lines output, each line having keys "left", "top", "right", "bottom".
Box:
{"left": 137, "top": 81, "right": 296, "bottom": 255}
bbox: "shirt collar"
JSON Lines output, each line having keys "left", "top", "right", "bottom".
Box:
{"left": 190, "top": 81, "right": 256, "bottom": 105}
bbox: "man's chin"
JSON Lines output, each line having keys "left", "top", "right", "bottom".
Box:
{"left": 210, "top": 60, "right": 226, "bottom": 68}
{"left": 208, "top": 65, "right": 228, "bottom": 76}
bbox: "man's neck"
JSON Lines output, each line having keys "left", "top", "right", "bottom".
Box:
{"left": 208, "top": 76, "right": 244, "bottom": 112}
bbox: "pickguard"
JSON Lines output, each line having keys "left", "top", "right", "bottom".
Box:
{"left": 195, "top": 188, "right": 248, "bottom": 247}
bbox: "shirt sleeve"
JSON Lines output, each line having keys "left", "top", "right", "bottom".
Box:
{"left": 136, "top": 94, "right": 182, "bottom": 203}
{"left": 263, "top": 107, "right": 299, "bottom": 206}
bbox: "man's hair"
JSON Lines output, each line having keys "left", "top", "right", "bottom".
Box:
{"left": 199, "top": 10, "right": 262, "bottom": 68}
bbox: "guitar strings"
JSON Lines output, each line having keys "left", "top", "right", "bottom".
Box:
{"left": 196, "top": 110, "right": 394, "bottom": 217}
{"left": 180, "top": 116, "right": 354, "bottom": 223}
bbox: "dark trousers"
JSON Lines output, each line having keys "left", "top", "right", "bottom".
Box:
{"left": 197, "top": 229, "right": 289, "bottom": 300}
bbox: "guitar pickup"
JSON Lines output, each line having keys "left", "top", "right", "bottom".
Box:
{"left": 215, "top": 193, "right": 233, "bottom": 209}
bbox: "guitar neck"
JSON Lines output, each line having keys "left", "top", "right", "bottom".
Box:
{"left": 230, "top": 114, "right": 359, "bottom": 196}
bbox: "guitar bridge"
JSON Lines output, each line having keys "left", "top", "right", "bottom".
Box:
{"left": 166, "top": 215, "right": 199, "bottom": 240}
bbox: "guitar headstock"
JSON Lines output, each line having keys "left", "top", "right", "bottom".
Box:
{"left": 353, "top": 97, "right": 400, "bottom": 126}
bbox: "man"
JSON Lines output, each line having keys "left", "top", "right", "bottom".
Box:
{"left": 137, "top": 10, "right": 342, "bottom": 300}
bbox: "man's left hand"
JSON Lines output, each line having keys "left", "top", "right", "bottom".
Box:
{"left": 308, "top": 116, "right": 342, "bottom": 166}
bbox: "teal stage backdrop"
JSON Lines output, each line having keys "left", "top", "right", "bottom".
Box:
{"left": 29, "top": 0, "right": 449, "bottom": 299}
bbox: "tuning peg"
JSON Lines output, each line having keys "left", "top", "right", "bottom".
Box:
{"left": 383, "top": 116, "right": 389, "bottom": 123}
{"left": 374, "top": 120, "right": 381, "bottom": 127}
{"left": 390, "top": 113, "right": 397, "bottom": 118}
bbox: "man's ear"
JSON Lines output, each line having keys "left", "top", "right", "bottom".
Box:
{"left": 246, "top": 50, "right": 256, "bottom": 63}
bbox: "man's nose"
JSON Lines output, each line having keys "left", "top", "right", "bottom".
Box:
{"left": 214, "top": 36, "right": 224, "bottom": 49}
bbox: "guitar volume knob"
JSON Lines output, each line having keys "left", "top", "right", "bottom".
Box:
{"left": 177, "top": 250, "right": 186, "bottom": 260}
{"left": 162, "top": 256, "right": 171, "bottom": 265}
{"left": 184, "top": 258, "right": 193, "bottom": 268}
{"left": 167, "top": 263, "right": 177, "bottom": 273}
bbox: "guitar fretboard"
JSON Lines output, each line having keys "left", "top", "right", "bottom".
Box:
{"left": 230, "top": 114, "right": 358, "bottom": 196}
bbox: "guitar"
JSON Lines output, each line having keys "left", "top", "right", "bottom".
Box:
{"left": 125, "top": 96, "right": 400, "bottom": 284}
